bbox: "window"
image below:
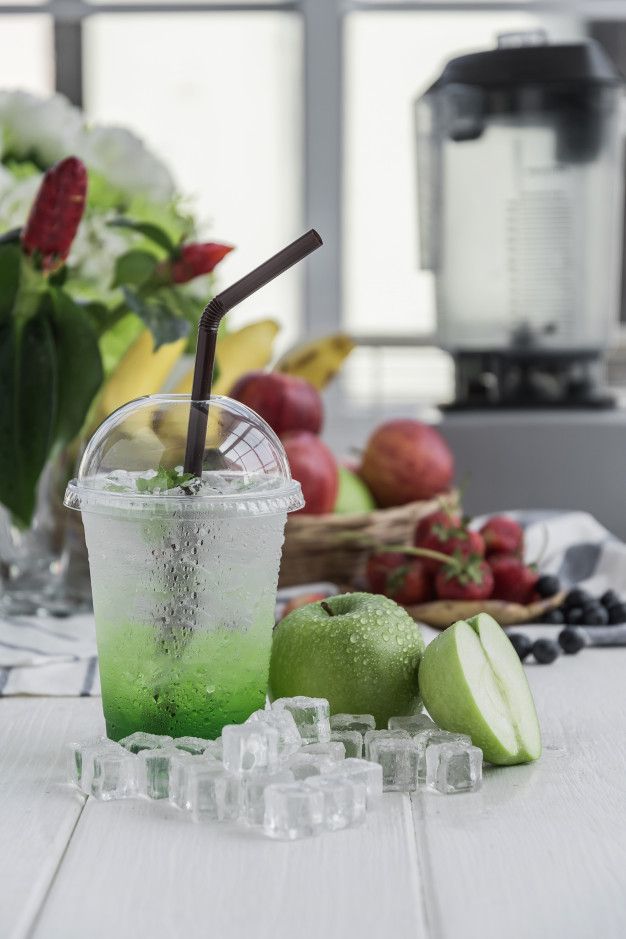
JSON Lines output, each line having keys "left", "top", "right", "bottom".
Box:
{"left": 0, "top": 0, "right": 622, "bottom": 404}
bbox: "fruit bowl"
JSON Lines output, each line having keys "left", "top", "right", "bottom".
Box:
{"left": 278, "top": 491, "right": 459, "bottom": 588}
{"left": 405, "top": 591, "right": 566, "bottom": 630}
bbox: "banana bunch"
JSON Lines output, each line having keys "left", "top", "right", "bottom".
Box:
{"left": 274, "top": 333, "right": 355, "bottom": 389}
{"left": 89, "top": 328, "right": 187, "bottom": 432}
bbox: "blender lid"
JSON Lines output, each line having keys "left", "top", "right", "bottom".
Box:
{"left": 427, "top": 39, "right": 623, "bottom": 91}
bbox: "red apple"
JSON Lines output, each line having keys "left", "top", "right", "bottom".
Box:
{"left": 230, "top": 371, "right": 323, "bottom": 436}
{"left": 282, "top": 430, "right": 339, "bottom": 514}
{"left": 359, "top": 419, "right": 454, "bottom": 507}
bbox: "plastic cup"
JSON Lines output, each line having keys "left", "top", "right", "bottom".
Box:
{"left": 65, "top": 395, "right": 303, "bottom": 741}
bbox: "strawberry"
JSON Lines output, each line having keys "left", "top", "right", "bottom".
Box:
{"left": 489, "top": 554, "right": 538, "bottom": 604}
{"left": 366, "top": 551, "right": 433, "bottom": 605}
{"left": 434, "top": 553, "right": 494, "bottom": 601}
{"left": 414, "top": 507, "right": 462, "bottom": 545}
{"left": 158, "top": 242, "right": 233, "bottom": 284}
{"left": 480, "top": 515, "right": 524, "bottom": 558}
{"left": 21, "top": 156, "right": 87, "bottom": 272}
{"left": 415, "top": 519, "right": 484, "bottom": 574}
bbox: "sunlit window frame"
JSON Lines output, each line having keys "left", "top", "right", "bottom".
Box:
{"left": 0, "top": 0, "right": 624, "bottom": 350}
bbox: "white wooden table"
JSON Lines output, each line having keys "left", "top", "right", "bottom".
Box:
{"left": 2, "top": 650, "right": 626, "bottom": 939}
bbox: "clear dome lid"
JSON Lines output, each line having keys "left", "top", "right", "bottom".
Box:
{"left": 64, "top": 394, "right": 304, "bottom": 517}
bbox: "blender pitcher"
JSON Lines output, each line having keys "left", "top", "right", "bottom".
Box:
{"left": 416, "top": 33, "right": 625, "bottom": 357}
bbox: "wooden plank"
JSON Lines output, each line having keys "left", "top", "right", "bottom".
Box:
{"left": 411, "top": 649, "right": 626, "bottom": 939}
{"left": 0, "top": 697, "right": 102, "bottom": 939}
{"left": 33, "top": 790, "right": 429, "bottom": 939}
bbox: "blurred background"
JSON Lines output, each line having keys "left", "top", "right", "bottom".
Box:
{"left": 4, "top": 0, "right": 626, "bottom": 549}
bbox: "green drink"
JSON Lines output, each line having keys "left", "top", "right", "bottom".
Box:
{"left": 65, "top": 395, "right": 303, "bottom": 740}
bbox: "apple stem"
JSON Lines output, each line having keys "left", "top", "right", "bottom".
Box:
{"left": 320, "top": 600, "right": 335, "bottom": 616}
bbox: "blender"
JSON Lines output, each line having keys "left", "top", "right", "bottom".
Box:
{"left": 416, "top": 32, "right": 625, "bottom": 408}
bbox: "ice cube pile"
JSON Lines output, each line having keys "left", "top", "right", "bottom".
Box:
{"left": 67, "top": 697, "right": 483, "bottom": 840}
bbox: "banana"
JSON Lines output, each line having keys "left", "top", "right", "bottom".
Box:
{"left": 274, "top": 333, "right": 355, "bottom": 389}
{"left": 91, "top": 329, "right": 187, "bottom": 429}
{"left": 172, "top": 318, "right": 280, "bottom": 397}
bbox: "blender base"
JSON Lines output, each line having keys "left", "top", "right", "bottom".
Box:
{"left": 445, "top": 350, "right": 616, "bottom": 410}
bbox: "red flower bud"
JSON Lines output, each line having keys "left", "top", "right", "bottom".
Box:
{"left": 21, "top": 156, "right": 87, "bottom": 272}
{"left": 168, "top": 242, "right": 233, "bottom": 284}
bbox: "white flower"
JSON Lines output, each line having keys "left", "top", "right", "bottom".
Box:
{"left": 79, "top": 125, "right": 175, "bottom": 204}
{"left": 0, "top": 91, "right": 84, "bottom": 165}
{"left": 0, "top": 172, "right": 41, "bottom": 231}
{"left": 68, "top": 213, "right": 130, "bottom": 293}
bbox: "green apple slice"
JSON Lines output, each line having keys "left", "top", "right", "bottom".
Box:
{"left": 419, "top": 612, "right": 541, "bottom": 765}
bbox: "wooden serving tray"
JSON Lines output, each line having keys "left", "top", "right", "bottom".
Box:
{"left": 405, "top": 591, "right": 566, "bottom": 630}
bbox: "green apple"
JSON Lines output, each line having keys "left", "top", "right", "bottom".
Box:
{"left": 334, "top": 467, "right": 376, "bottom": 514}
{"left": 419, "top": 612, "right": 541, "bottom": 765}
{"left": 269, "top": 592, "right": 424, "bottom": 727}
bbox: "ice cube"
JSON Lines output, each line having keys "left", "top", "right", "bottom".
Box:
{"left": 301, "top": 741, "right": 345, "bottom": 762}
{"left": 203, "top": 738, "right": 223, "bottom": 761}
{"left": 326, "top": 758, "right": 384, "bottom": 807}
{"left": 119, "top": 732, "right": 173, "bottom": 754}
{"left": 413, "top": 729, "right": 472, "bottom": 783}
{"left": 91, "top": 750, "right": 138, "bottom": 801}
{"left": 186, "top": 764, "right": 242, "bottom": 822}
{"left": 363, "top": 728, "right": 409, "bottom": 760}
{"left": 242, "top": 769, "right": 295, "bottom": 826}
{"left": 67, "top": 738, "right": 123, "bottom": 792}
{"left": 329, "top": 713, "right": 376, "bottom": 736}
{"left": 388, "top": 714, "right": 436, "bottom": 734}
{"left": 222, "top": 724, "right": 279, "bottom": 774}
{"left": 138, "top": 748, "right": 178, "bottom": 800}
{"left": 426, "top": 743, "right": 483, "bottom": 794}
{"left": 288, "top": 752, "right": 336, "bottom": 781}
{"left": 169, "top": 752, "right": 207, "bottom": 809}
{"left": 367, "top": 736, "right": 419, "bottom": 791}
{"left": 263, "top": 782, "right": 325, "bottom": 840}
{"left": 331, "top": 730, "right": 363, "bottom": 759}
{"left": 246, "top": 708, "right": 301, "bottom": 759}
{"left": 306, "top": 776, "right": 367, "bottom": 830}
{"left": 172, "top": 736, "right": 213, "bottom": 755}
{"left": 272, "top": 697, "right": 331, "bottom": 744}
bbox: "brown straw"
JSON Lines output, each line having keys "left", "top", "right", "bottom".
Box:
{"left": 183, "top": 229, "right": 323, "bottom": 476}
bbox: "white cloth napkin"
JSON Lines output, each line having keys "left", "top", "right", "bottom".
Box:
{"left": 0, "top": 510, "right": 621, "bottom": 697}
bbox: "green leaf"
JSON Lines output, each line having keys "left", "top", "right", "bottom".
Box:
{"left": 0, "top": 311, "right": 58, "bottom": 526}
{"left": 47, "top": 289, "right": 104, "bottom": 448}
{"left": 86, "top": 171, "right": 126, "bottom": 213}
{"left": 0, "top": 228, "right": 21, "bottom": 246}
{"left": 107, "top": 217, "right": 176, "bottom": 254}
{"left": 121, "top": 287, "right": 190, "bottom": 350}
{"left": 112, "top": 250, "right": 158, "bottom": 289}
{"left": 0, "top": 243, "right": 23, "bottom": 323}
{"left": 135, "top": 465, "right": 196, "bottom": 493}
{"left": 98, "top": 311, "right": 144, "bottom": 377}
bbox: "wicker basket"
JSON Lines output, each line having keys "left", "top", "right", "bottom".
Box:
{"left": 278, "top": 491, "right": 459, "bottom": 588}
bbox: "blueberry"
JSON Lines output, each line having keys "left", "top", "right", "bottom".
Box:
{"left": 532, "top": 638, "right": 560, "bottom": 664}
{"left": 601, "top": 589, "right": 621, "bottom": 609}
{"left": 542, "top": 608, "right": 564, "bottom": 625}
{"left": 564, "top": 588, "right": 593, "bottom": 609}
{"left": 535, "top": 575, "right": 561, "bottom": 598}
{"left": 565, "top": 606, "right": 584, "bottom": 626}
{"left": 607, "top": 603, "right": 626, "bottom": 625}
{"left": 582, "top": 605, "right": 609, "bottom": 626}
{"left": 558, "top": 628, "right": 586, "bottom": 655}
{"left": 508, "top": 632, "right": 533, "bottom": 661}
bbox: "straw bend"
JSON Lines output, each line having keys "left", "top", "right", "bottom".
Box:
{"left": 183, "top": 229, "right": 323, "bottom": 476}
